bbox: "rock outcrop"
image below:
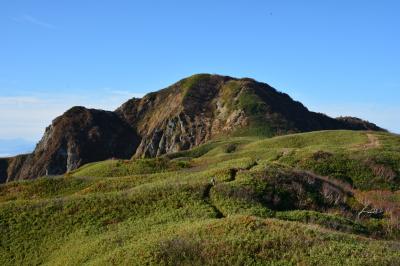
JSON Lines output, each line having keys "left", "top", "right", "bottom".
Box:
{"left": 336, "top": 116, "right": 383, "bottom": 131}
{"left": 0, "top": 74, "right": 385, "bottom": 182}
{"left": 3, "top": 107, "right": 139, "bottom": 182}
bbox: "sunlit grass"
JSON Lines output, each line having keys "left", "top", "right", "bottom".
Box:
{"left": 0, "top": 130, "right": 399, "bottom": 265}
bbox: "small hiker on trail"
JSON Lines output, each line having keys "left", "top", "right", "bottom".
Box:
{"left": 210, "top": 177, "right": 216, "bottom": 186}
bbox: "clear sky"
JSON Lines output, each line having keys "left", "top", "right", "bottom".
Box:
{"left": 1, "top": 1, "right": 399, "bottom": 154}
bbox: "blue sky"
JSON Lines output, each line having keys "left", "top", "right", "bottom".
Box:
{"left": 1, "top": 0, "right": 399, "bottom": 154}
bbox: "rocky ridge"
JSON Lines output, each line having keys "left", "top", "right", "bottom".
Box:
{"left": 0, "top": 74, "right": 384, "bottom": 182}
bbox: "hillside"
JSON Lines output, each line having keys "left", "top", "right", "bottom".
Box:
{"left": 0, "top": 130, "right": 399, "bottom": 265}
{"left": 0, "top": 74, "right": 384, "bottom": 182}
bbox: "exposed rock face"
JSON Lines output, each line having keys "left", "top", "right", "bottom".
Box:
{"left": 336, "top": 116, "right": 384, "bottom": 131}
{"left": 115, "top": 74, "right": 385, "bottom": 158}
{"left": 115, "top": 75, "right": 236, "bottom": 157}
{"left": 0, "top": 155, "right": 29, "bottom": 183}
{"left": 4, "top": 107, "right": 139, "bottom": 182}
{"left": 0, "top": 159, "right": 8, "bottom": 183}
{"left": 0, "top": 74, "right": 385, "bottom": 182}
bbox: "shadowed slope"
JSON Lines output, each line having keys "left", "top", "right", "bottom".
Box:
{"left": 2, "top": 107, "right": 139, "bottom": 182}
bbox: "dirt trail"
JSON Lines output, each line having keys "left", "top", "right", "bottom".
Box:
{"left": 203, "top": 184, "right": 224, "bottom": 218}
{"left": 364, "top": 133, "right": 380, "bottom": 149}
{"left": 202, "top": 161, "right": 258, "bottom": 219}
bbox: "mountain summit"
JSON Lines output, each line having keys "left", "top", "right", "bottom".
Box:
{"left": 0, "top": 74, "right": 383, "bottom": 182}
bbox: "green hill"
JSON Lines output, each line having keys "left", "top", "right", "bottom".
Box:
{"left": 1, "top": 130, "right": 399, "bottom": 265}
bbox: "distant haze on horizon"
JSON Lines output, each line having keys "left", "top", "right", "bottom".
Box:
{"left": 1, "top": 0, "right": 399, "bottom": 155}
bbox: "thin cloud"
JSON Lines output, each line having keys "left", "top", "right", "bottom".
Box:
{"left": 13, "top": 15, "right": 56, "bottom": 29}
{"left": 0, "top": 88, "right": 147, "bottom": 140}
{"left": 0, "top": 96, "right": 42, "bottom": 105}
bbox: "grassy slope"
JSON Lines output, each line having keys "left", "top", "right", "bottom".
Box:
{"left": 1, "top": 130, "right": 400, "bottom": 265}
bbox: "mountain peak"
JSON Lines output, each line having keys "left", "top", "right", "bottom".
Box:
{"left": 1, "top": 74, "right": 385, "bottom": 182}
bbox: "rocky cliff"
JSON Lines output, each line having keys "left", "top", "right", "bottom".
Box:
{"left": 1, "top": 107, "right": 139, "bottom": 182}
{"left": 0, "top": 74, "right": 384, "bottom": 182}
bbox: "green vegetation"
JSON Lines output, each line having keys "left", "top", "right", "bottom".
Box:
{"left": 181, "top": 73, "right": 212, "bottom": 98}
{"left": 219, "top": 80, "right": 241, "bottom": 110}
{"left": 237, "top": 89, "right": 267, "bottom": 115}
{"left": 275, "top": 210, "right": 368, "bottom": 235}
{"left": 71, "top": 157, "right": 190, "bottom": 178}
{"left": 1, "top": 130, "right": 399, "bottom": 265}
{"left": 220, "top": 79, "right": 267, "bottom": 116}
